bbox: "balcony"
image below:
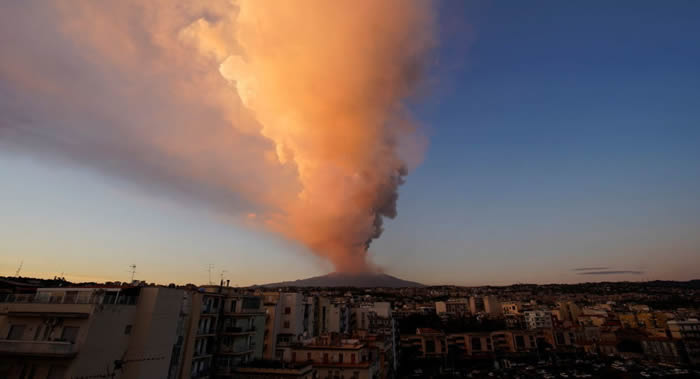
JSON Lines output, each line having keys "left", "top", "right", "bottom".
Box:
{"left": 197, "top": 328, "right": 217, "bottom": 337}
{"left": 0, "top": 340, "right": 78, "bottom": 358}
{"left": 223, "top": 326, "right": 256, "bottom": 335}
{"left": 0, "top": 293, "right": 136, "bottom": 318}
{"left": 219, "top": 345, "right": 254, "bottom": 355}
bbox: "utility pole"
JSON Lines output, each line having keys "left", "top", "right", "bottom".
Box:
{"left": 129, "top": 264, "right": 137, "bottom": 283}
{"left": 14, "top": 260, "right": 23, "bottom": 277}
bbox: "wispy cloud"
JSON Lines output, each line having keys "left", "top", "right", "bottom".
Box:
{"left": 577, "top": 270, "right": 643, "bottom": 275}
{"left": 573, "top": 267, "right": 609, "bottom": 272}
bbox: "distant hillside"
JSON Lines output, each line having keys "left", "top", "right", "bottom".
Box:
{"left": 260, "top": 272, "right": 424, "bottom": 288}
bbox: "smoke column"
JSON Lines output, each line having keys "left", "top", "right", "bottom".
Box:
{"left": 0, "top": 0, "right": 436, "bottom": 272}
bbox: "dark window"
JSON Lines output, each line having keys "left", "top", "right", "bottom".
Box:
{"left": 285, "top": 307, "right": 291, "bottom": 314}
{"left": 33, "top": 325, "right": 43, "bottom": 340}
{"left": 61, "top": 326, "right": 79, "bottom": 343}
{"left": 515, "top": 335, "right": 525, "bottom": 349}
{"left": 556, "top": 333, "right": 565, "bottom": 345}
{"left": 307, "top": 352, "right": 312, "bottom": 361}
{"left": 471, "top": 337, "right": 482, "bottom": 351}
{"left": 242, "top": 298, "right": 260, "bottom": 310}
{"left": 323, "top": 353, "right": 329, "bottom": 363}
{"left": 47, "top": 366, "right": 66, "bottom": 379}
{"left": 124, "top": 325, "right": 132, "bottom": 335}
{"left": 7, "top": 325, "right": 25, "bottom": 340}
{"left": 351, "top": 353, "right": 356, "bottom": 363}
{"left": 292, "top": 352, "right": 296, "bottom": 362}
{"left": 19, "top": 364, "right": 36, "bottom": 379}
{"left": 425, "top": 340, "right": 435, "bottom": 353}
{"left": 230, "top": 300, "right": 237, "bottom": 312}
{"left": 338, "top": 353, "right": 343, "bottom": 363}
{"left": 284, "top": 321, "right": 290, "bottom": 328}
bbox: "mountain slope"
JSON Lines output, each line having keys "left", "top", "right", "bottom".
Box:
{"left": 260, "top": 272, "right": 424, "bottom": 288}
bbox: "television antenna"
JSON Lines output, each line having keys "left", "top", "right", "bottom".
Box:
{"left": 129, "top": 264, "right": 137, "bottom": 282}
{"left": 207, "top": 264, "right": 215, "bottom": 285}
{"left": 15, "top": 260, "right": 23, "bottom": 277}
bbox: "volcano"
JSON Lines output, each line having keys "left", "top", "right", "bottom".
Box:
{"left": 260, "top": 272, "right": 424, "bottom": 288}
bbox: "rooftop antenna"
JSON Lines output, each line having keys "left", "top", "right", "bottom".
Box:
{"left": 129, "top": 264, "right": 137, "bottom": 282}
{"left": 220, "top": 270, "right": 227, "bottom": 284}
{"left": 15, "top": 260, "right": 23, "bottom": 277}
{"left": 208, "top": 264, "right": 215, "bottom": 285}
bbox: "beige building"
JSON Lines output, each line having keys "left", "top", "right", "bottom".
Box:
{"left": 232, "top": 362, "right": 315, "bottom": 379}
{"left": 315, "top": 298, "right": 348, "bottom": 335}
{"left": 668, "top": 319, "right": 700, "bottom": 366}
{"left": 178, "top": 290, "right": 222, "bottom": 379}
{"left": 0, "top": 286, "right": 187, "bottom": 379}
{"left": 282, "top": 336, "right": 377, "bottom": 379}
{"left": 501, "top": 302, "right": 521, "bottom": 315}
{"left": 523, "top": 310, "right": 553, "bottom": 330}
{"left": 214, "top": 289, "right": 266, "bottom": 377}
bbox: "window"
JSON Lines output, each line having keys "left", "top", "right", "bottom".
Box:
{"left": 471, "top": 337, "right": 482, "bottom": 351}
{"left": 18, "top": 364, "right": 36, "bottom": 379}
{"left": 124, "top": 325, "right": 132, "bottom": 335}
{"left": 292, "top": 352, "right": 297, "bottom": 362}
{"left": 307, "top": 352, "right": 312, "bottom": 361}
{"left": 242, "top": 298, "right": 260, "bottom": 310}
{"left": 230, "top": 300, "right": 237, "bottom": 312}
{"left": 33, "top": 325, "right": 43, "bottom": 340}
{"left": 283, "top": 321, "right": 290, "bottom": 329}
{"left": 285, "top": 307, "right": 291, "bottom": 314}
{"left": 61, "top": 326, "right": 80, "bottom": 343}
{"left": 351, "top": 353, "right": 356, "bottom": 363}
{"left": 323, "top": 353, "right": 329, "bottom": 363}
{"left": 48, "top": 366, "right": 67, "bottom": 379}
{"left": 425, "top": 340, "right": 435, "bottom": 353}
{"left": 515, "top": 335, "right": 525, "bottom": 349}
{"left": 338, "top": 353, "right": 343, "bottom": 363}
{"left": 7, "top": 325, "right": 25, "bottom": 340}
{"left": 556, "top": 333, "right": 565, "bottom": 345}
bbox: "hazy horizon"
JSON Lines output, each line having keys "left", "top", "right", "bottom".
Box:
{"left": 2, "top": 1, "right": 699, "bottom": 286}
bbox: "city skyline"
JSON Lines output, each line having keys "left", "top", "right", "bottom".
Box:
{"left": 2, "top": 1, "right": 700, "bottom": 286}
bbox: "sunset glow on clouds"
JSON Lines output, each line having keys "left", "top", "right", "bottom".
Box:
{"left": 0, "top": 0, "right": 436, "bottom": 273}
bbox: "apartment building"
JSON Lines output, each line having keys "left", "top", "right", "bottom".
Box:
{"left": 178, "top": 290, "right": 222, "bottom": 379}
{"left": 214, "top": 290, "right": 266, "bottom": 377}
{"left": 315, "top": 298, "right": 348, "bottom": 335}
{"left": 404, "top": 329, "right": 538, "bottom": 359}
{"left": 232, "top": 361, "right": 315, "bottom": 379}
{"left": 468, "top": 296, "right": 501, "bottom": 317}
{"left": 501, "top": 302, "right": 521, "bottom": 315}
{"left": 668, "top": 319, "right": 700, "bottom": 365}
{"left": 262, "top": 292, "right": 317, "bottom": 361}
{"left": 0, "top": 286, "right": 187, "bottom": 379}
{"left": 282, "top": 336, "right": 378, "bottom": 379}
{"left": 400, "top": 328, "right": 447, "bottom": 359}
{"left": 523, "top": 310, "right": 553, "bottom": 330}
{"left": 435, "top": 299, "right": 469, "bottom": 316}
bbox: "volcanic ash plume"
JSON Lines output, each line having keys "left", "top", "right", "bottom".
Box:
{"left": 0, "top": 0, "right": 435, "bottom": 273}
{"left": 222, "top": 0, "right": 434, "bottom": 272}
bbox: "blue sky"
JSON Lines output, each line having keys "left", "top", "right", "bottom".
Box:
{"left": 1, "top": 1, "right": 699, "bottom": 285}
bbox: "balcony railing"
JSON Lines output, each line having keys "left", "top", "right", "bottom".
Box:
{"left": 0, "top": 340, "right": 78, "bottom": 357}
{"left": 0, "top": 293, "right": 136, "bottom": 305}
{"left": 219, "top": 346, "right": 254, "bottom": 355}
{"left": 224, "top": 326, "right": 256, "bottom": 334}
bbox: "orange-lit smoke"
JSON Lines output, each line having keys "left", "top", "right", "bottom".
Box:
{"left": 1, "top": 0, "right": 435, "bottom": 272}
{"left": 228, "top": 1, "right": 435, "bottom": 272}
